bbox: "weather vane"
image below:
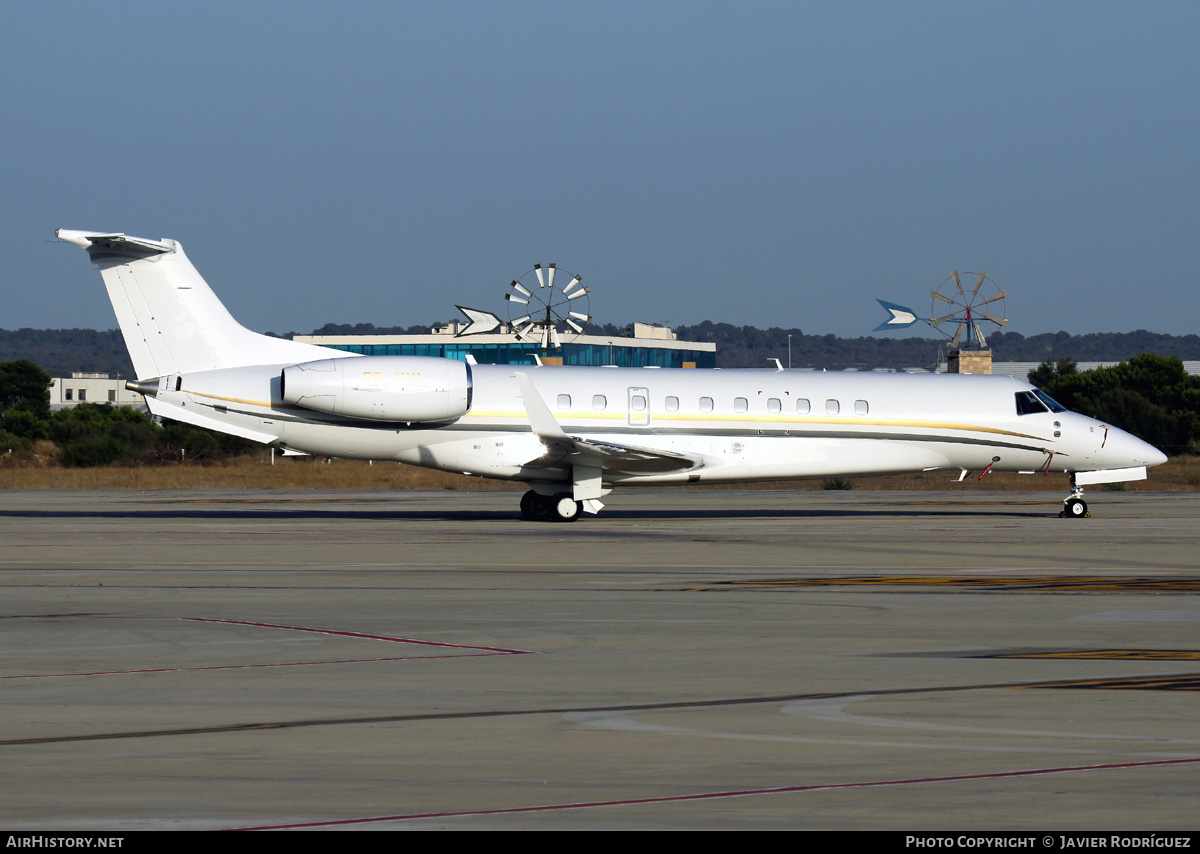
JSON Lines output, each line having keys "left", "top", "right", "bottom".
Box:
{"left": 454, "top": 262, "right": 591, "bottom": 353}
{"left": 874, "top": 270, "right": 1007, "bottom": 349}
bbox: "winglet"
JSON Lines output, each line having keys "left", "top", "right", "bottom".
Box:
{"left": 514, "top": 372, "right": 568, "bottom": 439}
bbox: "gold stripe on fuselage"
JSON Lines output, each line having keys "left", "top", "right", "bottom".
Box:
{"left": 464, "top": 409, "right": 1043, "bottom": 441}
{"left": 183, "top": 391, "right": 1045, "bottom": 444}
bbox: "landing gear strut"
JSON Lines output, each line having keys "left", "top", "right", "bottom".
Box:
{"left": 520, "top": 489, "right": 582, "bottom": 523}
{"left": 1060, "top": 474, "right": 1089, "bottom": 519}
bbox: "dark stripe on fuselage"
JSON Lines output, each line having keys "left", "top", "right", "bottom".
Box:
{"left": 198, "top": 401, "right": 1050, "bottom": 453}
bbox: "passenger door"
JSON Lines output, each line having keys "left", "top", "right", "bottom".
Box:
{"left": 627, "top": 386, "right": 650, "bottom": 427}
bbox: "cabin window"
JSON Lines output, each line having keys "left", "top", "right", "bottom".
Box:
{"left": 854, "top": 399, "right": 868, "bottom": 415}
{"left": 631, "top": 394, "right": 647, "bottom": 411}
{"left": 557, "top": 394, "right": 572, "bottom": 410}
{"left": 1015, "top": 391, "right": 1048, "bottom": 416}
{"left": 826, "top": 399, "right": 839, "bottom": 415}
{"left": 64, "top": 389, "right": 73, "bottom": 401}
{"left": 767, "top": 398, "right": 781, "bottom": 413}
{"left": 734, "top": 397, "right": 748, "bottom": 413}
{"left": 796, "top": 398, "right": 810, "bottom": 414}
{"left": 665, "top": 396, "right": 679, "bottom": 412}
{"left": 592, "top": 394, "right": 607, "bottom": 410}
{"left": 700, "top": 397, "right": 714, "bottom": 412}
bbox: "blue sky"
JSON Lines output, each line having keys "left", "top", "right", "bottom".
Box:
{"left": 3, "top": 1, "right": 1197, "bottom": 338}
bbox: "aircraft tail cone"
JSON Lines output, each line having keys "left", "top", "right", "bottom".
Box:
{"left": 125, "top": 378, "right": 160, "bottom": 398}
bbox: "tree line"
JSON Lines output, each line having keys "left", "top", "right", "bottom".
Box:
{"left": 5, "top": 325, "right": 1200, "bottom": 375}
{"left": 1029, "top": 354, "right": 1200, "bottom": 455}
{"left": 0, "top": 360, "right": 254, "bottom": 467}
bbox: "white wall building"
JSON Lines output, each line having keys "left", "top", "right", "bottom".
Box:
{"left": 50, "top": 373, "right": 146, "bottom": 410}
{"left": 989, "top": 361, "right": 1200, "bottom": 380}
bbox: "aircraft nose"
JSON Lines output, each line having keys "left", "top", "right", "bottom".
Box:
{"left": 1106, "top": 427, "right": 1168, "bottom": 468}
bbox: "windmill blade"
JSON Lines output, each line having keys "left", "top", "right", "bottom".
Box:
{"left": 534, "top": 264, "right": 545, "bottom": 288}
{"left": 931, "top": 312, "right": 959, "bottom": 327}
{"left": 567, "top": 286, "right": 590, "bottom": 301}
{"left": 950, "top": 321, "right": 966, "bottom": 347}
{"left": 550, "top": 326, "right": 562, "bottom": 351}
{"left": 511, "top": 280, "right": 532, "bottom": 298}
{"left": 540, "top": 324, "right": 550, "bottom": 350}
{"left": 546, "top": 263, "right": 556, "bottom": 290}
{"left": 973, "top": 322, "right": 988, "bottom": 349}
{"left": 568, "top": 311, "right": 591, "bottom": 322}
{"left": 977, "top": 290, "right": 1007, "bottom": 306}
{"left": 950, "top": 271, "right": 964, "bottom": 297}
{"left": 511, "top": 314, "right": 531, "bottom": 325}
{"left": 505, "top": 293, "right": 529, "bottom": 305}
{"left": 566, "top": 318, "right": 584, "bottom": 334}
{"left": 970, "top": 271, "right": 987, "bottom": 300}
{"left": 931, "top": 289, "right": 956, "bottom": 304}
{"left": 518, "top": 322, "right": 536, "bottom": 340}
{"left": 563, "top": 275, "right": 582, "bottom": 294}
{"left": 979, "top": 311, "right": 1007, "bottom": 326}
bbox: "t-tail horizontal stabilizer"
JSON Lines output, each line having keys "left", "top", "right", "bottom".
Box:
{"left": 56, "top": 228, "right": 345, "bottom": 380}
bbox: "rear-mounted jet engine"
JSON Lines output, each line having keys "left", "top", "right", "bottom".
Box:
{"left": 281, "top": 356, "right": 472, "bottom": 422}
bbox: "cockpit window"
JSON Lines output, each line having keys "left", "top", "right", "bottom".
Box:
{"left": 1032, "top": 389, "right": 1067, "bottom": 413}
{"left": 1015, "top": 391, "right": 1048, "bottom": 416}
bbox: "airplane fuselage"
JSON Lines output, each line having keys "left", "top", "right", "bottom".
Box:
{"left": 153, "top": 360, "right": 1160, "bottom": 487}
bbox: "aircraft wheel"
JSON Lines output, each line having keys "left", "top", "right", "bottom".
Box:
{"left": 1062, "top": 497, "right": 1089, "bottom": 518}
{"left": 521, "top": 490, "right": 553, "bottom": 522}
{"left": 551, "top": 492, "right": 583, "bottom": 523}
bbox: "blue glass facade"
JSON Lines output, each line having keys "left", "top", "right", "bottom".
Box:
{"left": 325, "top": 341, "right": 716, "bottom": 368}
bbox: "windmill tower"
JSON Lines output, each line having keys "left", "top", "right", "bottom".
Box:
{"left": 929, "top": 271, "right": 1007, "bottom": 374}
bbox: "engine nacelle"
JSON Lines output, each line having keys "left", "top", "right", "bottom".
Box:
{"left": 281, "top": 356, "right": 472, "bottom": 423}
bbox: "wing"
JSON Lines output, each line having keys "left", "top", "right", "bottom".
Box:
{"left": 514, "top": 372, "right": 703, "bottom": 475}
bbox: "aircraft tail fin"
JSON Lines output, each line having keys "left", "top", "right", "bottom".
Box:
{"left": 57, "top": 229, "right": 342, "bottom": 380}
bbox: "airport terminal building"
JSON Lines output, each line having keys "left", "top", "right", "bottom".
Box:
{"left": 293, "top": 322, "right": 717, "bottom": 369}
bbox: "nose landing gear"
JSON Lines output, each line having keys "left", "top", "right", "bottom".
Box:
{"left": 1060, "top": 475, "right": 1090, "bottom": 518}
{"left": 1062, "top": 496, "right": 1089, "bottom": 518}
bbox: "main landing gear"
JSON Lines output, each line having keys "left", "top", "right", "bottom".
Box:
{"left": 520, "top": 489, "right": 583, "bottom": 523}
{"left": 1059, "top": 474, "right": 1090, "bottom": 519}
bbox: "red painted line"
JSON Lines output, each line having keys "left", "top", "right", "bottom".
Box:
{"left": 228, "top": 755, "right": 1200, "bottom": 830}
{"left": 2, "top": 615, "right": 533, "bottom": 679}
{"left": 12, "top": 615, "right": 532, "bottom": 654}
{"left": 179, "top": 618, "right": 533, "bottom": 654}
{"left": 0, "top": 651, "right": 516, "bottom": 680}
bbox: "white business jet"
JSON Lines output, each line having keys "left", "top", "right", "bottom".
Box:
{"left": 57, "top": 229, "right": 1167, "bottom": 522}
